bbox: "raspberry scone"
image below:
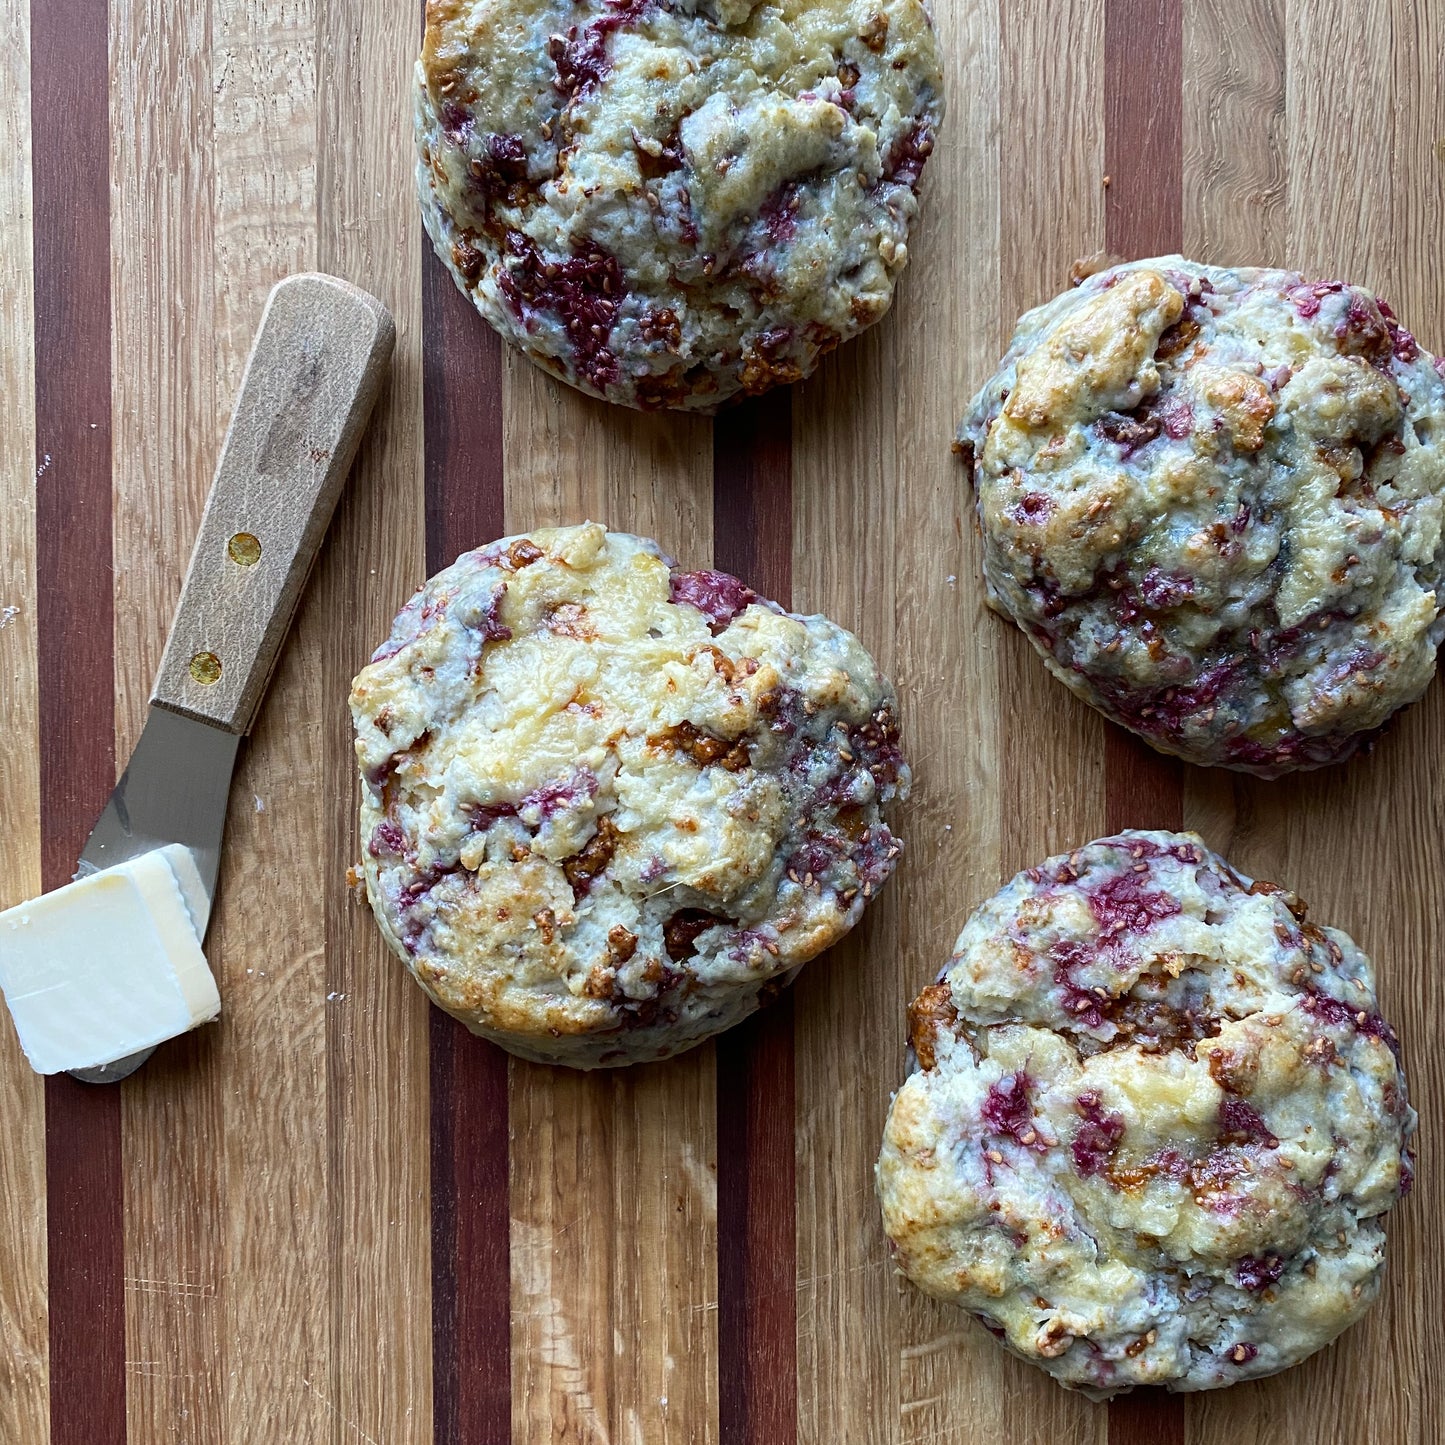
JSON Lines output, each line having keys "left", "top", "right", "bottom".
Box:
{"left": 351, "top": 522, "right": 909, "bottom": 1067}
{"left": 877, "top": 832, "right": 1415, "bottom": 1395}
{"left": 416, "top": 0, "right": 944, "bottom": 411}
{"left": 958, "top": 258, "right": 1445, "bottom": 776}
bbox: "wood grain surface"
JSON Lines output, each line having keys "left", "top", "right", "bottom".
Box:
{"left": 3, "top": 0, "right": 1442, "bottom": 1442}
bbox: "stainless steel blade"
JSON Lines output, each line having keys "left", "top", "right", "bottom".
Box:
{"left": 67, "top": 706, "right": 240, "bottom": 1083}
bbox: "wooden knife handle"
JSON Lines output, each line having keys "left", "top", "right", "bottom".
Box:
{"left": 152, "top": 273, "right": 395, "bottom": 734}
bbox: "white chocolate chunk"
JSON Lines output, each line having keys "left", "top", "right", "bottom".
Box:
{"left": 0, "top": 845, "right": 220, "bottom": 1075}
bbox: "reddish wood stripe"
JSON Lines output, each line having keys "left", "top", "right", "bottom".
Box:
{"left": 42, "top": 1078, "right": 124, "bottom": 1445}
{"left": 1103, "top": 0, "right": 1185, "bottom": 842}
{"left": 30, "top": 10, "right": 115, "bottom": 904}
{"left": 1104, "top": 0, "right": 1184, "bottom": 263}
{"left": 421, "top": 244, "right": 512, "bottom": 1445}
{"left": 712, "top": 389, "right": 797, "bottom": 1445}
{"left": 31, "top": 1, "right": 126, "bottom": 1442}
{"left": 1102, "top": 733, "right": 1184, "bottom": 836}
{"left": 423, "top": 268, "right": 506, "bottom": 578}
{"left": 1104, "top": 3, "right": 1187, "bottom": 1440}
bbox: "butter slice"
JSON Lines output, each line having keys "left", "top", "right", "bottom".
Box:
{"left": 0, "top": 845, "right": 221, "bottom": 1075}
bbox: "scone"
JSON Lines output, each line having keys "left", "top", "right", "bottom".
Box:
{"left": 958, "top": 258, "right": 1445, "bottom": 776}
{"left": 351, "top": 522, "right": 909, "bottom": 1066}
{"left": 416, "top": 0, "right": 944, "bottom": 411}
{"left": 877, "top": 831, "right": 1415, "bottom": 1396}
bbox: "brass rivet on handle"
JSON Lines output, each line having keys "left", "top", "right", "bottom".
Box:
{"left": 228, "top": 531, "right": 262, "bottom": 566}
{"left": 190, "top": 651, "right": 222, "bottom": 685}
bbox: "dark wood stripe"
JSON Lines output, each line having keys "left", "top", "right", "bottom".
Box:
{"left": 1102, "top": 0, "right": 1186, "bottom": 843}
{"left": 1107, "top": 1389, "right": 1189, "bottom": 1444}
{"left": 1104, "top": 0, "right": 1184, "bottom": 264}
{"left": 422, "top": 266, "right": 506, "bottom": 579}
{"left": 422, "top": 244, "right": 511, "bottom": 1445}
{"left": 31, "top": 1, "right": 127, "bottom": 1442}
{"left": 1104, "top": 3, "right": 1187, "bottom": 1441}
{"left": 41, "top": 1082, "right": 124, "bottom": 1445}
{"left": 1102, "top": 734, "right": 1184, "bottom": 836}
{"left": 712, "top": 392, "right": 793, "bottom": 606}
{"left": 428, "top": 1013, "right": 511, "bottom": 1445}
{"left": 713, "top": 389, "right": 797, "bottom": 1445}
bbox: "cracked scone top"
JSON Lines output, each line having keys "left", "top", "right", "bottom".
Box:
{"left": 416, "top": 0, "right": 943, "bottom": 411}
{"left": 351, "top": 522, "right": 909, "bottom": 1066}
{"left": 959, "top": 258, "right": 1445, "bottom": 776}
{"left": 876, "top": 832, "right": 1415, "bottom": 1395}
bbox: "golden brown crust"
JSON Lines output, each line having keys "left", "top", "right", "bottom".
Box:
{"left": 352, "top": 523, "right": 910, "bottom": 1066}
{"left": 878, "top": 831, "right": 1415, "bottom": 1396}
{"left": 961, "top": 258, "right": 1445, "bottom": 775}
{"left": 415, "top": 0, "right": 944, "bottom": 409}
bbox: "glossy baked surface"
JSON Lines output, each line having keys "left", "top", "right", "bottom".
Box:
{"left": 961, "top": 259, "right": 1445, "bottom": 775}
{"left": 878, "top": 832, "right": 1415, "bottom": 1395}
{"left": 351, "top": 522, "right": 909, "bottom": 1065}
{"left": 417, "top": 0, "right": 943, "bottom": 409}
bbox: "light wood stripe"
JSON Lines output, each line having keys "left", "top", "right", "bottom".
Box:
{"left": 994, "top": 1, "right": 1109, "bottom": 1440}
{"left": 888, "top": 0, "right": 1010, "bottom": 1438}
{"left": 1178, "top": 0, "right": 1288, "bottom": 1196}
{"left": 502, "top": 357, "right": 719, "bottom": 1444}
{"left": 1181, "top": 0, "right": 1286, "bottom": 270}
{"left": 108, "top": 3, "right": 226, "bottom": 1441}
{"left": 206, "top": 1, "right": 331, "bottom": 1438}
{"left": 0, "top": 0, "right": 48, "bottom": 1436}
{"left": 1178, "top": 6, "right": 1284, "bottom": 1440}
{"left": 1187, "top": 6, "right": 1444, "bottom": 1443}
{"left": 108, "top": 0, "right": 216, "bottom": 761}
{"left": 790, "top": 320, "right": 912, "bottom": 1445}
{"left": 997, "top": 0, "right": 1109, "bottom": 887}
{"left": 317, "top": 2, "right": 434, "bottom": 1441}
{"left": 785, "top": 185, "right": 1013, "bottom": 1440}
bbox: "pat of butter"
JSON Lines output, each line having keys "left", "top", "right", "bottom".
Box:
{"left": 0, "top": 845, "right": 221, "bottom": 1075}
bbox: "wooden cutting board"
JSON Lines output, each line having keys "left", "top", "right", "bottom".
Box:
{"left": 2, "top": 0, "right": 1440, "bottom": 1441}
